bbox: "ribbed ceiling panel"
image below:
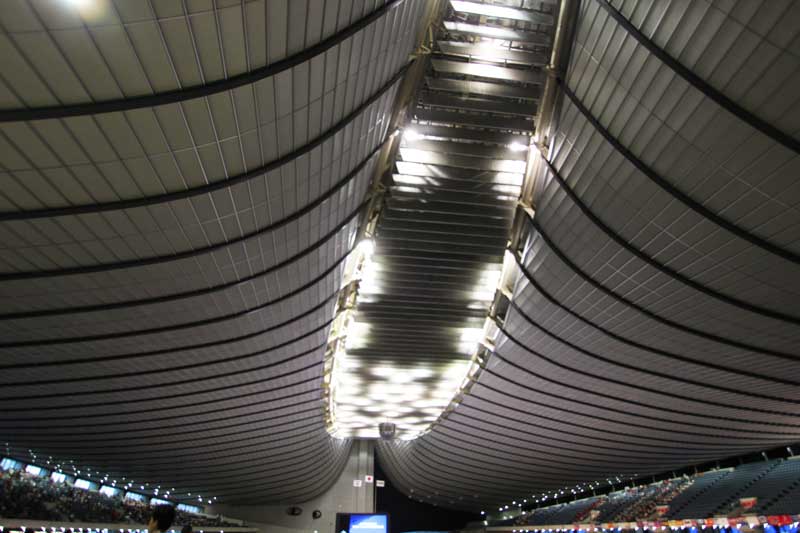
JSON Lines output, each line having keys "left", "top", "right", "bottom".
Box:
{"left": 378, "top": 0, "right": 800, "bottom": 511}
{"left": 0, "top": 1, "right": 396, "bottom": 109}
{"left": 0, "top": 0, "right": 428, "bottom": 505}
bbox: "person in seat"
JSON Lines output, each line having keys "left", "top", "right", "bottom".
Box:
{"left": 148, "top": 504, "right": 177, "bottom": 533}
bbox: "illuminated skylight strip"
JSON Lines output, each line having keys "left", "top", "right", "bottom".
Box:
{"left": 450, "top": 1, "right": 555, "bottom": 25}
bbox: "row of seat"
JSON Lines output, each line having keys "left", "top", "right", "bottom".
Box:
{"left": 498, "top": 458, "right": 800, "bottom": 526}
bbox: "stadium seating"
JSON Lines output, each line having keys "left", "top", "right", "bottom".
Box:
{"left": 542, "top": 498, "right": 601, "bottom": 525}
{"left": 498, "top": 459, "right": 800, "bottom": 528}
{"left": 669, "top": 462, "right": 777, "bottom": 518}
{"left": 748, "top": 459, "right": 800, "bottom": 515}
{"left": 665, "top": 470, "right": 731, "bottom": 518}
{"left": 610, "top": 479, "right": 690, "bottom": 521}
{"left": 760, "top": 480, "right": 800, "bottom": 515}
{"left": 0, "top": 469, "right": 240, "bottom": 527}
{"left": 525, "top": 503, "right": 565, "bottom": 525}
{"left": 594, "top": 491, "right": 639, "bottom": 523}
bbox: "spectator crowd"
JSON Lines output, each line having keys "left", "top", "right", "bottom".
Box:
{"left": 0, "top": 469, "right": 240, "bottom": 528}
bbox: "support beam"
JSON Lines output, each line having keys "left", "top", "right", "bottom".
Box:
{"left": 415, "top": 107, "right": 535, "bottom": 131}
{"left": 437, "top": 41, "right": 548, "bottom": 66}
{"left": 442, "top": 21, "right": 551, "bottom": 45}
{"left": 406, "top": 123, "right": 531, "bottom": 145}
{"left": 426, "top": 77, "right": 540, "bottom": 100}
{"left": 432, "top": 59, "right": 545, "bottom": 84}
{"left": 402, "top": 138, "right": 527, "bottom": 160}
{"left": 399, "top": 148, "right": 527, "bottom": 172}
{"left": 421, "top": 91, "right": 537, "bottom": 116}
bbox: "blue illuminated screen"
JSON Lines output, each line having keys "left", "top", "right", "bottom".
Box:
{"left": 348, "top": 514, "right": 388, "bottom": 533}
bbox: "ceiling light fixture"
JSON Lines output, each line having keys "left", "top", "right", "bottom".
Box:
{"left": 402, "top": 128, "right": 423, "bottom": 142}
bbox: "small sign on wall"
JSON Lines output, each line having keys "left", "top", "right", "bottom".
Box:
{"left": 353, "top": 479, "right": 363, "bottom": 487}
{"left": 365, "top": 475, "right": 374, "bottom": 483}
{"left": 376, "top": 480, "right": 385, "bottom": 488}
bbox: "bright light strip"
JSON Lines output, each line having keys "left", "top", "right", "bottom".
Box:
{"left": 326, "top": 130, "right": 520, "bottom": 440}
{"left": 400, "top": 148, "right": 527, "bottom": 173}
{"left": 328, "top": 287, "right": 503, "bottom": 440}
{"left": 329, "top": 359, "right": 474, "bottom": 440}
{"left": 493, "top": 172, "right": 524, "bottom": 186}
{"left": 493, "top": 184, "right": 522, "bottom": 194}
{"left": 442, "top": 41, "right": 520, "bottom": 64}
{"left": 496, "top": 160, "right": 523, "bottom": 175}
{"left": 344, "top": 321, "right": 370, "bottom": 350}
{"left": 450, "top": 1, "right": 536, "bottom": 23}
{"left": 395, "top": 162, "right": 523, "bottom": 186}
{"left": 471, "top": 266, "right": 502, "bottom": 301}
{"left": 402, "top": 128, "right": 423, "bottom": 142}
{"left": 444, "top": 21, "right": 522, "bottom": 40}
{"left": 393, "top": 175, "right": 429, "bottom": 186}
{"left": 394, "top": 185, "right": 423, "bottom": 194}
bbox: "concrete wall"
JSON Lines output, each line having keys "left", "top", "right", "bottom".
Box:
{"left": 207, "top": 441, "right": 375, "bottom": 533}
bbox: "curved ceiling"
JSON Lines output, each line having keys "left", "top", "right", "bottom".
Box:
{"left": 379, "top": 0, "right": 800, "bottom": 511}
{"left": 0, "top": 0, "right": 427, "bottom": 505}
{"left": 1, "top": 0, "right": 799, "bottom": 514}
